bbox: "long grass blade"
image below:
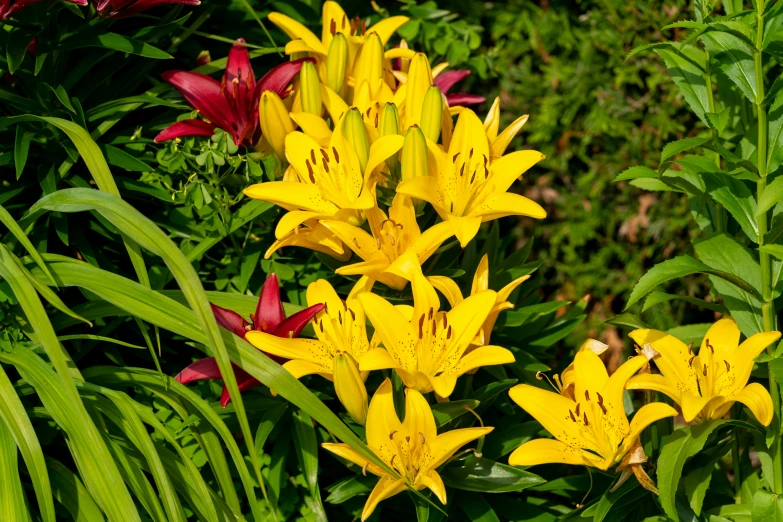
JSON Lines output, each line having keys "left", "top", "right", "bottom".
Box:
{"left": 0, "top": 202, "right": 56, "bottom": 286}
{"left": 46, "top": 458, "right": 105, "bottom": 522}
{"left": 0, "top": 417, "right": 31, "bottom": 522}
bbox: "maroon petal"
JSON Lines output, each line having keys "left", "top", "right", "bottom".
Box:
{"left": 226, "top": 39, "right": 255, "bottom": 96}
{"left": 434, "top": 70, "right": 471, "bottom": 94}
{"left": 154, "top": 119, "right": 216, "bottom": 142}
{"left": 256, "top": 57, "right": 315, "bottom": 97}
{"left": 175, "top": 357, "right": 223, "bottom": 384}
{"left": 161, "top": 70, "right": 234, "bottom": 137}
{"left": 219, "top": 376, "right": 262, "bottom": 407}
{"left": 211, "top": 303, "right": 249, "bottom": 338}
{"left": 446, "top": 93, "right": 486, "bottom": 107}
{"left": 255, "top": 274, "right": 285, "bottom": 332}
{"left": 272, "top": 303, "right": 324, "bottom": 339}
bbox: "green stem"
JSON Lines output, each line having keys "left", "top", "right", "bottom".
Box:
{"left": 755, "top": 0, "right": 783, "bottom": 494}
{"left": 731, "top": 404, "right": 742, "bottom": 502}
{"left": 705, "top": 54, "right": 726, "bottom": 231}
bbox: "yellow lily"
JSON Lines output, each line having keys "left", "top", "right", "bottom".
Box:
{"left": 628, "top": 318, "right": 781, "bottom": 425}
{"left": 428, "top": 253, "right": 529, "bottom": 349}
{"left": 322, "top": 378, "right": 492, "bottom": 521}
{"left": 245, "top": 278, "right": 373, "bottom": 424}
{"left": 480, "top": 96, "right": 530, "bottom": 160}
{"left": 320, "top": 194, "right": 453, "bottom": 290}
{"left": 508, "top": 346, "right": 677, "bottom": 493}
{"left": 553, "top": 338, "right": 609, "bottom": 400}
{"left": 396, "top": 107, "right": 546, "bottom": 247}
{"left": 268, "top": 2, "right": 408, "bottom": 84}
{"left": 358, "top": 269, "right": 514, "bottom": 397}
{"left": 263, "top": 221, "right": 351, "bottom": 261}
{"left": 243, "top": 112, "right": 403, "bottom": 240}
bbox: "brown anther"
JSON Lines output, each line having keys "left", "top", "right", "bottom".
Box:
{"left": 428, "top": 307, "right": 434, "bottom": 320}
{"left": 596, "top": 392, "right": 604, "bottom": 405}
{"left": 447, "top": 325, "right": 452, "bottom": 339}
{"left": 442, "top": 315, "right": 447, "bottom": 328}
{"left": 330, "top": 19, "right": 336, "bottom": 36}
{"left": 450, "top": 202, "right": 454, "bottom": 212}
{"left": 349, "top": 309, "right": 356, "bottom": 320}
{"left": 724, "top": 360, "right": 731, "bottom": 372}
{"left": 389, "top": 430, "right": 397, "bottom": 440}
{"left": 469, "top": 148, "right": 474, "bottom": 159}
{"left": 322, "top": 156, "right": 330, "bottom": 172}
{"left": 452, "top": 152, "right": 460, "bottom": 163}
{"left": 406, "top": 435, "right": 410, "bottom": 442}
{"left": 419, "top": 432, "right": 425, "bottom": 444}
{"left": 687, "top": 341, "right": 694, "bottom": 355}
{"left": 353, "top": 238, "right": 360, "bottom": 249}
{"left": 575, "top": 403, "right": 580, "bottom": 417}
{"left": 703, "top": 365, "right": 707, "bottom": 376}
{"left": 418, "top": 315, "right": 425, "bottom": 339}
{"left": 432, "top": 319, "right": 437, "bottom": 336}
{"left": 320, "top": 149, "right": 329, "bottom": 163}
{"left": 306, "top": 159, "right": 316, "bottom": 183}
{"left": 375, "top": 112, "right": 379, "bottom": 127}
{"left": 584, "top": 390, "right": 590, "bottom": 401}
{"left": 583, "top": 413, "right": 589, "bottom": 426}
{"left": 332, "top": 146, "right": 340, "bottom": 163}
{"left": 482, "top": 154, "right": 488, "bottom": 167}
{"left": 706, "top": 339, "right": 714, "bottom": 354}
{"left": 310, "top": 149, "right": 317, "bottom": 164}
{"left": 470, "top": 170, "right": 476, "bottom": 183}
{"left": 569, "top": 410, "right": 576, "bottom": 422}
{"left": 319, "top": 321, "right": 324, "bottom": 333}
{"left": 598, "top": 403, "right": 607, "bottom": 415}
{"left": 460, "top": 163, "right": 465, "bottom": 176}
{"left": 484, "top": 165, "right": 489, "bottom": 178}
{"left": 339, "top": 311, "right": 343, "bottom": 323}
{"left": 688, "top": 355, "right": 695, "bottom": 367}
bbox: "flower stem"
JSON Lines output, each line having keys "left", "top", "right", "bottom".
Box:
{"left": 755, "top": 0, "right": 783, "bottom": 494}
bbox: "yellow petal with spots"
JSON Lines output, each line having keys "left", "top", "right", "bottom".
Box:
{"left": 508, "top": 438, "right": 585, "bottom": 467}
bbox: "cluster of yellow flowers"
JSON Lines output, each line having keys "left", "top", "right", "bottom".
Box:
{"left": 239, "top": 3, "right": 782, "bottom": 519}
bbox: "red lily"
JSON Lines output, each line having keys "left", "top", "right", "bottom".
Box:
{"left": 434, "top": 70, "right": 486, "bottom": 107}
{"left": 95, "top": 0, "right": 200, "bottom": 19}
{"left": 175, "top": 273, "right": 324, "bottom": 406}
{"left": 155, "top": 39, "right": 313, "bottom": 147}
{"left": 1, "top": 0, "right": 86, "bottom": 20}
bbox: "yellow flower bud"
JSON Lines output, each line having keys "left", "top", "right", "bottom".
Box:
{"left": 380, "top": 103, "right": 401, "bottom": 178}
{"left": 420, "top": 85, "right": 443, "bottom": 143}
{"left": 259, "top": 90, "right": 294, "bottom": 161}
{"left": 343, "top": 108, "right": 369, "bottom": 173}
{"left": 401, "top": 125, "right": 427, "bottom": 181}
{"left": 353, "top": 32, "right": 384, "bottom": 96}
{"left": 333, "top": 352, "right": 368, "bottom": 425}
{"left": 404, "top": 53, "right": 433, "bottom": 130}
{"left": 299, "top": 61, "right": 322, "bottom": 116}
{"left": 326, "top": 33, "right": 348, "bottom": 93}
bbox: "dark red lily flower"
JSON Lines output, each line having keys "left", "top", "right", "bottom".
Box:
{"left": 434, "top": 70, "right": 486, "bottom": 107}
{"left": 1, "top": 0, "right": 86, "bottom": 20}
{"left": 155, "top": 39, "right": 313, "bottom": 147}
{"left": 175, "top": 273, "right": 324, "bottom": 407}
{"left": 95, "top": 0, "right": 200, "bottom": 19}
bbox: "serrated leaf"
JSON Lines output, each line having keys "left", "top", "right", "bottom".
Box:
{"left": 758, "top": 177, "right": 783, "bottom": 216}
{"left": 655, "top": 47, "right": 711, "bottom": 125}
{"left": 701, "top": 31, "right": 757, "bottom": 103}
{"left": 661, "top": 137, "right": 711, "bottom": 163}
{"left": 614, "top": 165, "right": 657, "bottom": 182}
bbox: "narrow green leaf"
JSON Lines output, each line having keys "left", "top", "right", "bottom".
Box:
{"left": 660, "top": 136, "right": 711, "bottom": 164}
{"left": 0, "top": 415, "right": 31, "bottom": 522}
{"left": 655, "top": 47, "right": 710, "bottom": 125}
{"left": 102, "top": 145, "right": 152, "bottom": 172}
{"left": 6, "top": 29, "right": 31, "bottom": 74}
{"left": 46, "top": 458, "right": 104, "bottom": 522}
{"left": 14, "top": 127, "right": 33, "bottom": 179}
{"left": 293, "top": 411, "right": 327, "bottom": 522}
{"left": 325, "top": 475, "right": 375, "bottom": 504}
{"left": 57, "top": 32, "right": 173, "bottom": 59}
{"left": 642, "top": 290, "right": 728, "bottom": 314}
{"left": 458, "top": 492, "right": 499, "bottom": 522}
{"left": 758, "top": 177, "right": 783, "bottom": 216}
{"left": 442, "top": 456, "right": 545, "bottom": 493}
{"left": 614, "top": 165, "right": 657, "bottom": 182}
{"left": 701, "top": 31, "right": 757, "bottom": 102}
{"left": 592, "top": 479, "right": 649, "bottom": 522}
{"left": 0, "top": 203, "right": 56, "bottom": 286}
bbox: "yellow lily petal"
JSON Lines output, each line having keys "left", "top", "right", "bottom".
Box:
{"left": 385, "top": 47, "right": 417, "bottom": 60}
{"left": 732, "top": 331, "right": 781, "bottom": 390}
{"left": 268, "top": 12, "right": 326, "bottom": 55}
{"left": 626, "top": 374, "right": 681, "bottom": 402}
{"left": 284, "top": 39, "right": 318, "bottom": 55}
{"left": 508, "top": 438, "right": 585, "bottom": 467}
{"left": 440, "top": 290, "right": 496, "bottom": 362}
{"left": 282, "top": 359, "right": 332, "bottom": 380}
{"left": 629, "top": 329, "right": 696, "bottom": 394}
{"left": 573, "top": 350, "right": 609, "bottom": 403}
{"left": 245, "top": 331, "right": 331, "bottom": 369}
{"left": 275, "top": 210, "right": 324, "bottom": 238}
{"left": 321, "top": 443, "right": 383, "bottom": 476}
{"left": 731, "top": 382, "right": 774, "bottom": 426}
{"left": 428, "top": 275, "right": 464, "bottom": 307}
{"left": 483, "top": 97, "right": 500, "bottom": 140}
{"left": 428, "top": 374, "right": 458, "bottom": 398}
{"left": 264, "top": 227, "right": 348, "bottom": 260}
{"left": 448, "top": 214, "right": 482, "bottom": 247}
{"left": 366, "top": 135, "right": 405, "bottom": 180}
{"left": 680, "top": 392, "right": 714, "bottom": 423}
{"left": 362, "top": 476, "right": 406, "bottom": 522}
{"left": 699, "top": 318, "right": 740, "bottom": 370}
{"left": 337, "top": 259, "right": 394, "bottom": 279}
{"left": 320, "top": 220, "right": 380, "bottom": 261}
{"left": 260, "top": 90, "right": 295, "bottom": 160}
{"left": 487, "top": 150, "right": 545, "bottom": 194}
{"left": 430, "top": 426, "right": 493, "bottom": 469}
{"left": 470, "top": 254, "right": 490, "bottom": 294}
{"left": 360, "top": 347, "right": 401, "bottom": 371}
{"left": 497, "top": 275, "right": 530, "bottom": 302}
{"left": 410, "top": 271, "right": 441, "bottom": 322}
{"left": 321, "top": 1, "right": 348, "bottom": 48}
{"left": 619, "top": 402, "right": 678, "bottom": 456}
{"left": 334, "top": 353, "right": 369, "bottom": 425}
{"left": 366, "top": 379, "right": 402, "bottom": 459}
{"left": 367, "top": 16, "right": 410, "bottom": 46}
{"left": 244, "top": 181, "right": 338, "bottom": 215}
{"left": 418, "top": 470, "right": 447, "bottom": 504}
{"left": 359, "top": 293, "right": 417, "bottom": 370}
{"left": 508, "top": 384, "right": 582, "bottom": 443}
{"left": 320, "top": 84, "right": 349, "bottom": 122}
{"left": 455, "top": 345, "right": 515, "bottom": 375}
{"left": 413, "top": 222, "right": 456, "bottom": 265}
{"left": 290, "top": 112, "right": 332, "bottom": 147}
{"left": 470, "top": 192, "right": 547, "bottom": 221}
{"left": 431, "top": 62, "right": 449, "bottom": 78}
{"left": 402, "top": 388, "right": 438, "bottom": 446}
{"left": 396, "top": 173, "right": 442, "bottom": 209}
{"left": 491, "top": 114, "right": 529, "bottom": 158}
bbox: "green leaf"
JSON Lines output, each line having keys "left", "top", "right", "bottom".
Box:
{"left": 6, "top": 29, "right": 31, "bottom": 74}
{"left": 683, "top": 458, "right": 718, "bottom": 516}
{"left": 102, "top": 145, "right": 152, "bottom": 172}
{"left": 702, "top": 171, "right": 759, "bottom": 242}
{"left": 482, "top": 421, "right": 541, "bottom": 460}
{"left": 0, "top": 365, "right": 53, "bottom": 522}
{"left": 14, "top": 127, "right": 33, "bottom": 180}
{"left": 441, "top": 456, "right": 545, "bottom": 492}
{"left": 642, "top": 290, "right": 728, "bottom": 314}
{"left": 758, "top": 177, "right": 783, "bottom": 216}
{"left": 0, "top": 410, "right": 31, "bottom": 522}
{"left": 655, "top": 47, "right": 710, "bottom": 125}
{"left": 752, "top": 489, "right": 783, "bottom": 521}
{"left": 696, "top": 234, "right": 764, "bottom": 336}
{"left": 430, "top": 400, "right": 480, "bottom": 428}
{"left": 46, "top": 458, "right": 104, "bottom": 522}
{"left": 701, "top": 31, "right": 757, "bottom": 102}
{"left": 605, "top": 313, "right": 650, "bottom": 330}
{"left": 660, "top": 136, "right": 711, "bottom": 164}
{"left": 658, "top": 420, "right": 742, "bottom": 520}
{"left": 325, "top": 475, "right": 375, "bottom": 504}
{"left": 592, "top": 479, "right": 649, "bottom": 522}
{"left": 761, "top": 245, "right": 783, "bottom": 260}
{"left": 0, "top": 203, "right": 56, "bottom": 286}
{"left": 458, "top": 492, "right": 500, "bottom": 522}
{"left": 625, "top": 254, "right": 762, "bottom": 310}
{"left": 614, "top": 165, "right": 657, "bottom": 182}
{"left": 293, "top": 411, "right": 327, "bottom": 522}
{"left": 57, "top": 32, "right": 172, "bottom": 59}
